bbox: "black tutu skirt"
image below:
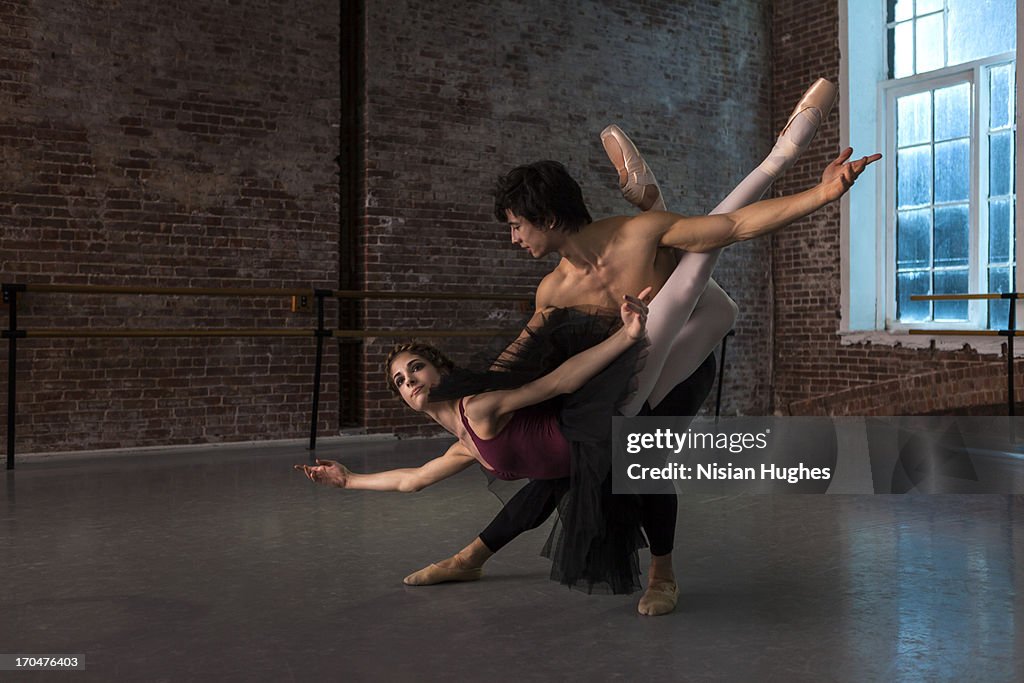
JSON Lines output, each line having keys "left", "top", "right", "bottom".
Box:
{"left": 431, "top": 307, "right": 649, "bottom": 594}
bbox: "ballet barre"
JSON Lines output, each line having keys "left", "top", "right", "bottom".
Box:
{"left": 13, "top": 329, "right": 519, "bottom": 338}
{"left": 13, "top": 282, "right": 533, "bottom": 302}
{"left": 2, "top": 282, "right": 531, "bottom": 469}
{"left": 909, "top": 292, "right": 1021, "bottom": 415}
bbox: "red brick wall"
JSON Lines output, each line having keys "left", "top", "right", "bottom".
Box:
{"left": 790, "top": 361, "right": 1017, "bottom": 416}
{"left": 770, "top": 0, "right": 1001, "bottom": 415}
{"left": 10, "top": 1, "right": 932, "bottom": 452}
{"left": 1, "top": 0, "right": 340, "bottom": 453}
{"left": 361, "top": 0, "right": 775, "bottom": 433}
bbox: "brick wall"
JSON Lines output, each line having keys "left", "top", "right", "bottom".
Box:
{"left": 770, "top": 0, "right": 1000, "bottom": 414}
{"left": 5, "top": 0, "right": 892, "bottom": 453}
{"left": 361, "top": 0, "right": 775, "bottom": 434}
{"left": 789, "top": 361, "right": 1017, "bottom": 416}
{"left": 0, "top": 0, "right": 340, "bottom": 453}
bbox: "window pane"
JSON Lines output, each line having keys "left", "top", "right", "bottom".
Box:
{"left": 897, "top": 271, "right": 932, "bottom": 321}
{"left": 878, "top": 5, "right": 1017, "bottom": 332}
{"left": 935, "top": 83, "right": 970, "bottom": 140}
{"left": 1010, "top": 67, "right": 1018, "bottom": 119}
{"left": 988, "top": 267, "right": 1011, "bottom": 329}
{"left": 934, "top": 140, "right": 970, "bottom": 203}
{"left": 989, "top": 198, "right": 1012, "bottom": 262}
{"left": 894, "top": 21, "right": 914, "bottom": 78}
{"left": 934, "top": 205, "right": 969, "bottom": 266}
{"left": 948, "top": 0, "right": 1017, "bottom": 67}
{"left": 990, "top": 64, "right": 1013, "bottom": 129}
{"left": 898, "top": 92, "right": 931, "bottom": 147}
{"left": 897, "top": 208, "right": 932, "bottom": 268}
{"left": 893, "top": 0, "right": 913, "bottom": 22}
{"left": 898, "top": 146, "right": 933, "bottom": 208}
{"left": 990, "top": 131, "right": 1013, "bottom": 196}
{"left": 934, "top": 270, "right": 969, "bottom": 320}
{"left": 915, "top": 13, "right": 945, "bottom": 73}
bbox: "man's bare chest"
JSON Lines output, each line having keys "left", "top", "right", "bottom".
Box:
{"left": 548, "top": 250, "right": 676, "bottom": 309}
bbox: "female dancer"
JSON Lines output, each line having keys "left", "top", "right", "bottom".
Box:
{"left": 298, "top": 290, "right": 653, "bottom": 594}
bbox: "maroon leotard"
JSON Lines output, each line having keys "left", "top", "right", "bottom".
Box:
{"left": 458, "top": 399, "right": 571, "bottom": 481}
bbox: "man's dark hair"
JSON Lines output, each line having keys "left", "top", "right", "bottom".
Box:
{"left": 493, "top": 160, "right": 593, "bottom": 234}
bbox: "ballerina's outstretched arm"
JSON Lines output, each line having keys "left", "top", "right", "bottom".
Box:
{"left": 294, "top": 442, "right": 479, "bottom": 493}
{"left": 613, "top": 79, "right": 839, "bottom": 416}
{"left": 467, "top": 288, "right": 650, "bottom": 421}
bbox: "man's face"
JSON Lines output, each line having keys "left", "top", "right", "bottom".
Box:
{"left": 506, "top": 209, "right": 556, "bottom": 258}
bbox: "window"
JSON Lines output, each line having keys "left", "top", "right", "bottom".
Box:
{"left": 842, "top": 0, "right": 1019, "bottom": 340}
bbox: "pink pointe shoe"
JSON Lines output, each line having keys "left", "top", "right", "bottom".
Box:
{"left": 782, "top": 77, "right": 838, "bottom": 135}
{"left": 600, "top": 125, "right": 667, "bottom": 212}
{"left": 762, "top": 78, "right": 839, "bottom": 178}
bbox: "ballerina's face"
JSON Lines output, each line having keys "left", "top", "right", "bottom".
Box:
{"left": 390, "top": 352, "right": 443, "bottom": 411}
{"left": 506, "top": 209, "right": 557, "bottom": 258}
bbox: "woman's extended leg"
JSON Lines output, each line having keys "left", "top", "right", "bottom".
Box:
{"left": 647, "top": 278, "right": 737, "bottom": 407}
{"left": 614, "top": 78, "right": 837, "bottom": 416}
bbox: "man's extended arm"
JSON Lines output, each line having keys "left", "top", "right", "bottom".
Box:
{"left": 630, "top": 149, "right": 880, "bottom": 252}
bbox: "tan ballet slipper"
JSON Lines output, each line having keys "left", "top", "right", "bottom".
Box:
{"left": 637, "top": 579, "right": 679, "bottom": 616}
{"left": 403, "top": 562, "right": 483, "bottom": 586}
{"left": 600, "top": 124, "right": 666, "bottom": 212}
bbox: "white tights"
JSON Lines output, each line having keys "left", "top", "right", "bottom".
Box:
{"left": 619, "top": 104, "right": 824, "bottom": 416}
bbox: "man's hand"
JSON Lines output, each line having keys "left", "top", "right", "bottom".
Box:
{"left": 820, "top": 148, "right": 882, "bottom": 202}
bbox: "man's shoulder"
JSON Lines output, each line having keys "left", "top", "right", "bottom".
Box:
{"left": 536, "top": 265, "right": 568, "bottom": 307}
{"left": 585, "top": 215, "right": 631, "bottom": 239}
{"left": 586, "top": 214, "right": 664, "bottom": 244}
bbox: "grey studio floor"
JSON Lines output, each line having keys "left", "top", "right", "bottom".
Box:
{"left": 3, "top": 438, "right": 1024, "bottom": 682}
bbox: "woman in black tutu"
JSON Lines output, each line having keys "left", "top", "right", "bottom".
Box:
{"left": 296, "top": 289, "right": 652, "bottom": 595}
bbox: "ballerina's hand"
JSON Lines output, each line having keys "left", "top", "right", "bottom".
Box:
{"left": 293, "top": 458, "right": 350, "bottom": 489}
{"left": 621, "top": 286, "right": 652, "bottom": 341}
{"left": 820, "top": 147, "right": 882, "bottom": 201}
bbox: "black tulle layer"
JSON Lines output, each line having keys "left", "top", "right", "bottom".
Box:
{"left": 432, "top": 307, "right": 649, "bottom": 594}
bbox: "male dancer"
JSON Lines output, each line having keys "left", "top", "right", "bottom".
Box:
{"left": 402, "top": 82, "right": 875, "bottom": 615}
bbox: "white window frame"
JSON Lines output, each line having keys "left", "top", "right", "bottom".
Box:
{"left": 882, "top": 58, "right": 1016, "bottom": 333}
{"left": 839, "top": 0, "right": 1022, "bottom": 352}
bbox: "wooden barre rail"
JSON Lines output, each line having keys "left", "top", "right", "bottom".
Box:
{"left": 19, "top": 283, "right": 312, "bottom": 297}
{"left": 12, "top": 283, "right": 534, "bottom": 303}
{"left": 333, "top": 290, "right": 533, "bottom": 303}
{"left": 330, "top": 329, "right": 521, "bottom": 338}
{"left": 4, "top": 328, "right": 521, "bottom": 339}
{"left": 908, "top": 290, "right": 1022, "bottom": 418}
{"left": 10, "top": 329, "right": 314, "bottom": 338}
{"left": 3, "top": 281, "right": 537, "bottom": 470}
{"left": 910, "top": 293, "right": 1021, "bottom": 301}
{"left": 907, "top": 329, "right": 1007, "bottom": 336}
